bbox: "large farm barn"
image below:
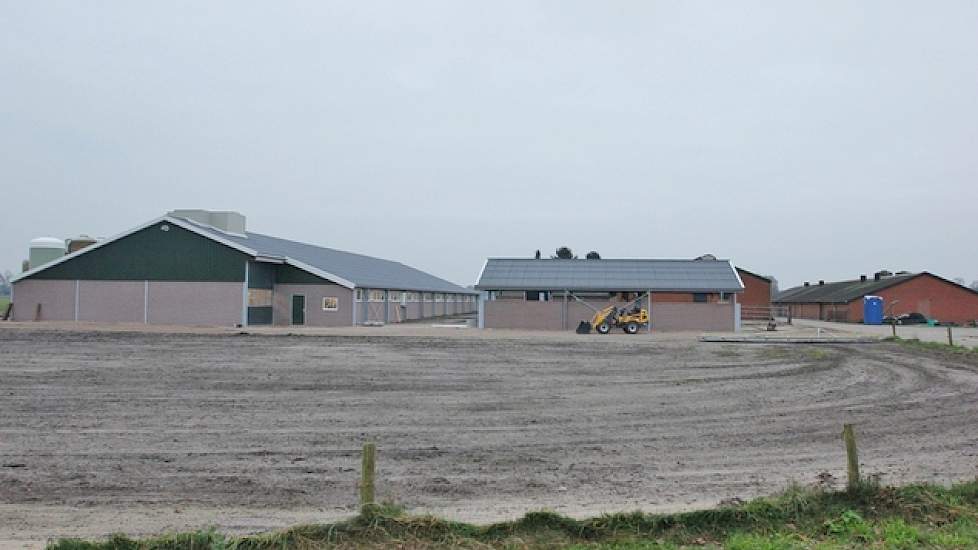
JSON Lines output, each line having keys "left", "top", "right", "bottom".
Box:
{"left": 10, "top": 210, "right": 477, "bottom": 326}
{"left": 775, "top": 271, "right": 978, "bottom": 325}
{"left": 475, "top": 257, "right": 745, "bottom": 331}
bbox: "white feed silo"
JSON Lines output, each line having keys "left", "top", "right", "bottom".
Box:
{"left": 28, "top": 237, "right": 66, "bottom": 270}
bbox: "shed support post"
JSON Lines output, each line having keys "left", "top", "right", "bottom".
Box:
{"left": 241, "top": 262, "right": 249, "bottom": 327}
{"left": 384, "top": 290, "right": 390, "bottom": 324}
{"left": 648, "top": 290, "right": 652, "bottom": 333}
{"left": 478, "top": 292, "right": 485, "bottom": 328}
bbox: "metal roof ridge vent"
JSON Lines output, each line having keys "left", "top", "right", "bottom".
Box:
{"left": 169, "top": 209, "right": 246, "bottom": 236}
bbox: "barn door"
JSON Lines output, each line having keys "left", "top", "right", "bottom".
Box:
{"left": 291, "top": 294, "right": 305, "bottom": 325}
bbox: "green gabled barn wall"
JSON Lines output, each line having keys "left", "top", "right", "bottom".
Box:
{"left": 26, "top": 222, "right": 249, "bottom": 282}
{"left": 275, "top": 264, "right": 332, "bottom": 284}
{"left": 247, "top": 262, "right": 276, "bottom": 289}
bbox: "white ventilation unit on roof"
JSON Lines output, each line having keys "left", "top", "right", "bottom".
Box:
{"left": 169, "top": 209, "right": 246, "bottom": 234}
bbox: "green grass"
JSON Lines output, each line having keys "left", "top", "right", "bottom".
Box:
{"left": 0, "top": 295, "right": 9, "bottom": 312}
{"left": 47, "top": 479, "right": 978, "bottom": 549}
{"left": 885, "top": 336, "right": 978, "bottom": 357}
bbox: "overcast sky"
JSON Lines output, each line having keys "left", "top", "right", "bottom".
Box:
{"left": 3, "top": 1, "right": 977, "bottom": 289}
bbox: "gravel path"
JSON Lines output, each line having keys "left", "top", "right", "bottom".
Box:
{"left": 2, "top": 327, "right": 977, "bottom": 545}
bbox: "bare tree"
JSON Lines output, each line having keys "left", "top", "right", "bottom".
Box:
{"left": 534, "top": 250, "right": 541, "bottom": 259}
{"left": 953, "top": 277, "right": 966, "bottom": 286}
{"left": 585, "top": 251, "right": 601, "bottom": 260}
{"left": 971, "top": 280, "right": 978, "bottom": 292}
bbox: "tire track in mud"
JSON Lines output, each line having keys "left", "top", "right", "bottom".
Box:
{"left": 2, "top": 329, "right": 978, "bottom": 537}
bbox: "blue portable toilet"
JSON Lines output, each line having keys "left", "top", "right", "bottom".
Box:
{"left": 863, "top": 296, "right": 884, "bottom": 325}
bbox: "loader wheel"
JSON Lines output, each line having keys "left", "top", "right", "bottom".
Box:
{"left": 596, "top": 322, "right": 611, "bottom": 334}
{"left": 624, "top": 322, "right": 639, "bottom": 334}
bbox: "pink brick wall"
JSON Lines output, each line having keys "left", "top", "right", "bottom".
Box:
{"left": 11, "top": 280, "right": 75, "bottom": 321}
{"left": 147, "top": 282, "right": 243, "bottom": 326}
{"left": 78, "top": 281, "right": 144, "bottom": 323}
{"left": 484, "top": 296, "right": 734, "bottom": 332}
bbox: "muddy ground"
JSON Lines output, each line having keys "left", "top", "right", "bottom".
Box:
{"left": 2, "top": 327, "right": 978, "bottom": 545}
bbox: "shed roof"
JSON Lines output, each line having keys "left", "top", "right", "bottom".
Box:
{"left": 475, "top": 258, "right": 744, "bottom": 292}
{"left": 774, "top": 274, "right": 919, "bottom": 304}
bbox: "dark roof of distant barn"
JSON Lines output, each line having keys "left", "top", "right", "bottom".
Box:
{"left": 774, "top": 274, "right": 920, "bottom": 304}
{"left": 180, "top": 219, "right": 475, "bottom": 294}
{"left": 475, "top": 258, "right": 745, "bottom": 292}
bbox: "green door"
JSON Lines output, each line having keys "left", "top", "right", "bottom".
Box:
{"left": 291, "top": 295, "right": 305, "bottom": 325}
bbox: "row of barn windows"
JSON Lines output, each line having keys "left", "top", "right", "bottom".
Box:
{"left": 354, "top": 290, "right": 476, "bottom": 303}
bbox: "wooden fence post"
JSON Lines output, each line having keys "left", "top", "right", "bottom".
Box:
{"left": 891, "top": 322, "right": 896, "bottom": 338}
{"left": 947, "top": 326, "right": 953, "bottom": 347}
{"left": 360, "top": 442, "right": 376, "bottom": 509}
{"left": 842, "top": 424, "right": 860, "bottom": 491}
{"left": 34, "top": 303, "right": 42, "bottom": 322}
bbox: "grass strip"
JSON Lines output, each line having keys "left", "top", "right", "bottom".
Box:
{"left": 884, "top": 335, "right": 978, "bottom": 356}
{"left": 48, "top": 479, "right": 978, "bottom": 549}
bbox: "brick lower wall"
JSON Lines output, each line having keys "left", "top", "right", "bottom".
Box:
{"left": 11, "top": 280, "right": 76, "bottom": 321}
{"left": 483, "top": 297, "right": 735, "bottom": 332}
{"left": 651, "top": 302, "right": 736, "bottom": 331}
{"left": 13, "top": 279, "right": 243, "bottom": 326}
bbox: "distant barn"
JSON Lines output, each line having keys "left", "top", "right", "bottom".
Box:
{"left": 774, "top": 272, "right": 978, "bottom": 325}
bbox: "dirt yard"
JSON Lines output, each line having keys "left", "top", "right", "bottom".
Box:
{"left": 2, "top": 325, "right": 978, "bottom": 546}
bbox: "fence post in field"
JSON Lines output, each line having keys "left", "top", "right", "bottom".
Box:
{"left": 360, "top": 442, "right": 376, "bottom": 510}
{"left": 842, "top": 424, "right": 860, "bottom": 491}
{"left": 947, "top": 326, "right": 953, "bottom": 347}
{"left": 891, "top": 323, "right": 896, "bottom": 338}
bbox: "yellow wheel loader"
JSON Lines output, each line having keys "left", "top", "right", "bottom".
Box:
{"left": 579, "top": 305, "right": 649, "bottom": 334}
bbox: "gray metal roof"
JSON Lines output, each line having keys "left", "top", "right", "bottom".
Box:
{"left": 181, "top": 218, "right": 476, "bottom": 294}
{"left": 475, "top": 258, "right": 745, "bottom": 292}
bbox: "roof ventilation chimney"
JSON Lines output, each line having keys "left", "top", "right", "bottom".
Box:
{"left": 169, "top": 209, "right": 246, "bottom": 235}
{"left": 818, "top": 280, "right": 825, "bottom": 286}
{"left": 804, "top": 281, "right": 810, "bottom": 287}
{"left": 860, "top": 275, "right": 867, "bottom": 282}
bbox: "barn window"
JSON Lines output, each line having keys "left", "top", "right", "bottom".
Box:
{"left": 322, "top": 297, "right": 339, "bottom": 311}
{"left": 693, "top": 293, "right": 708, "bottom": 303}
{"left": 248, "top": 289, "right": 272, "bottom": 307}
{"left": 525, "top": 291, "right": 550, "bottom": 302}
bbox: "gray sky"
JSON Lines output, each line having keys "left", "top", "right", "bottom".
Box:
{"left": 3, "top": 1, "right": 977, "bottom": 290}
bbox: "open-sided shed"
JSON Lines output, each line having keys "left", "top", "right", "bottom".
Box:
{"left": 475, "top": 258, "right": 745, "bottom": 332}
